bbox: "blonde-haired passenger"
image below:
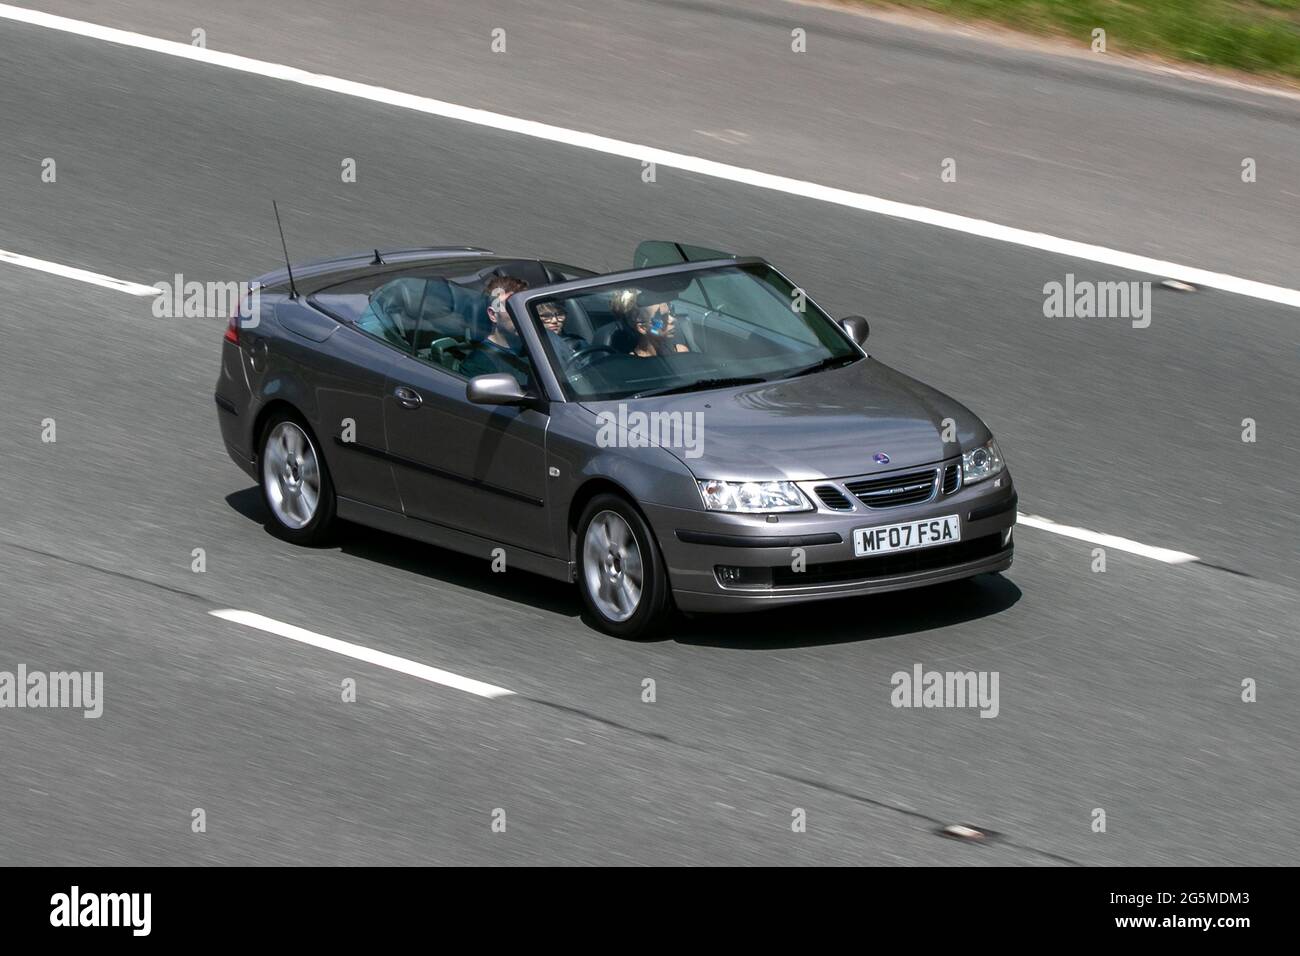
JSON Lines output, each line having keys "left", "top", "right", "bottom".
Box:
{"left": 609, "top": 288, "right": 690, "bottom": 357}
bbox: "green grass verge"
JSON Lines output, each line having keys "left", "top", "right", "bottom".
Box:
{"left": 863, "top": 1, "right": 1300, "bottom": 80}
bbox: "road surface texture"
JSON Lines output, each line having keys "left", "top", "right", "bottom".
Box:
{"left": 0, "top": 0, "right": 1296, "bottom": 865}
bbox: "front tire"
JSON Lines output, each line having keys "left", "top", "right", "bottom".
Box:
{"left": 576, "top": 494, "right": 672, "bottom": 639}
{"left": 259, "top": 412, "right": 336, "bottom": 545}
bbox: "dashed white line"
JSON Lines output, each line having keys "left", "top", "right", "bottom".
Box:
{"left": 2, "top": 2, "right": 1299, "bottom": 310}
{"left": 209, "top": 609, "right": 515, "bottom": 699}
{"left": 0, "top": 248, "right": 159, "bottom": 296}
{"left": 1016, "top": 513, "right": 1199, "bottom": 564}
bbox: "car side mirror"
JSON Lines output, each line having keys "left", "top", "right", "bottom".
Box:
{"left": 839, "top": 315, "right": 870, "bottom": 346}
{"left": 466, "top": 373, "right": 528, "bottom": 406}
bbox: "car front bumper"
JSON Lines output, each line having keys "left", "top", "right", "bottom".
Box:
{"left": 647, "top": 469, "right": 1018, "bottom": 613}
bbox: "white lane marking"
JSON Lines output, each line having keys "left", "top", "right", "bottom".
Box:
{"left": 3, "top": 3, "right": 1299, "bottom": 310}
{"left": 0, "top": 248, "right": 160, "bottom": 296}
{"left": 209, "top": 609, "right": 515, "bottom": 699}
{"left": 1016, "top": 513, "right": 1199, "bottom": 564}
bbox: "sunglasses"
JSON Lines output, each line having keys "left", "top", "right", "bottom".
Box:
{"left": 642, "top": 307, "right": 685, "bottom": 321}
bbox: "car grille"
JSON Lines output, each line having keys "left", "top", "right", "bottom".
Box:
{"left": 844, "top": 468, "right": 937, "bottom": 508}
{"left": 771, "top": 534, "right": 1005, "bottom": 586}
{"left": 814, "top": 485, "right": 853, "bottom": 510}
{"left": 942, "top": 463, "right": 960, "bottom": 495}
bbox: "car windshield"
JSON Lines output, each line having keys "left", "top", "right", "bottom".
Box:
{"left": 527, "top": 263, "right": 860, "bottom": 401}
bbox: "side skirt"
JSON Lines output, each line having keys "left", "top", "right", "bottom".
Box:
{"left": 336, "top": 496, "right": 574, "bottom": 583}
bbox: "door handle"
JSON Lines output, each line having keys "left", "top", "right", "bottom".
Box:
{"left": 393, "top": 385, "right": 423, "bottom": 409}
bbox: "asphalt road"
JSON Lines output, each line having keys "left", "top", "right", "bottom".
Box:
{"left": 0, "top": 2, "right": 1297, "bottom": 865}
{"left": 25, "top": 0, "right": 1300, "bottom": 286}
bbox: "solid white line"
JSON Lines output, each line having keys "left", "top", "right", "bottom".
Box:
{"left": 209, "top": 609, "right": 515, "bottom": 699}
{"left": 2, "top": 3, "right": 1299, "bottom": 310}
{"left": 0, "top": 248, "right": 160, "bottom": 296}
{"left": 1016, "top": 513, "right": 1199, "bottom": 564}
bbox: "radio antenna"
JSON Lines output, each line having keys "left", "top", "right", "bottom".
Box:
{"left": 272, "top": 200, "right": 299, "bottom": 299}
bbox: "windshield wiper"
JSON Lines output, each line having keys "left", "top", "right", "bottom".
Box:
{"left": 786, "top": 354, "right": 860, "bottom": 378}
{"left": 631, "top": 377, "right": 767, "bottom": 399}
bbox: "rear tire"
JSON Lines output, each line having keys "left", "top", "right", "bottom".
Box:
{"left": 576, "top": 494, "right": 673, "bottom": 639}
{"left": 259, "top": 411, "right": 337, "bottom": 545}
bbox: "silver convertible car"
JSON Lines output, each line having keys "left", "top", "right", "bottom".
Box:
{"left": 215, "top": 241, "right": 1016, "bottom": 638}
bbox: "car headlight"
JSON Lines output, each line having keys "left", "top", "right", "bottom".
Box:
{"left": 697, "top": 479, "right": 812, "bottom": 513}
{"left": 961, "top": 439, "right": 1004, "bottom": 484}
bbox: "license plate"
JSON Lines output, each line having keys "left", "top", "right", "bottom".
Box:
{"left": 853, "top": 514, "right": 961, "bottom": 556}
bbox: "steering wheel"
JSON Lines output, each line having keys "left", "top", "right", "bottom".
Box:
{"left": 567, "top": 344, "right": 621, "bottom": 373}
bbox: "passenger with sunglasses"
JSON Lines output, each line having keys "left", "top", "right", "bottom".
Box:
{"left": 609, "top": 289, "right": 690, "bottom": 357}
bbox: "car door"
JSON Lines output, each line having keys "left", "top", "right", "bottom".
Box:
{"left": 382, "top": 295, "right": 552, "bottom": 556}
{"left": 270, "top": 296, "right": 404, "bottom": 513}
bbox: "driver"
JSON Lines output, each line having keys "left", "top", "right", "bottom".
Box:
{"left": 461, "top": 276, "right": 531, "bottom": 383}
{"left": 610, "top": 288, "right": 689, "bottom": 357}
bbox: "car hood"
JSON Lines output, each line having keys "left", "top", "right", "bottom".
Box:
{"left": 579, "top": 357, "right": 990, "bottom": 481}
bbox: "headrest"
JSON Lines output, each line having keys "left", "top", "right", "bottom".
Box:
{"left": 594, "top": 319, "right": 638, "bottom": 352}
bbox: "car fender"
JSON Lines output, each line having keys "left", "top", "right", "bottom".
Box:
{"left": 543, "top": 403, "right": 702, "bottom": 566}
{"left": 247, "top": 353, "right": 324, "bottom": 452}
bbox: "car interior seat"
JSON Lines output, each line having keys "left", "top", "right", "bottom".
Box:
{"left": 364, "top": 278, "right": 423, "bottom": 350}
{"left": 592, "top": 318, "right": 639, "bottom": 354}
{"left": 560, "top": 298, "right": 596, "bottom": 342}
